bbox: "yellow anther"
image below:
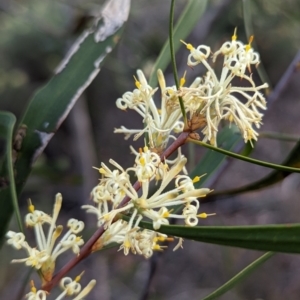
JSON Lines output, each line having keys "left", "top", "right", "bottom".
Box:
{"left": 192, "top": 174, "right": 206, "bottom": 183}
{"left": 133, "top": 75, "right": 141, "bottom": 89}
{"left": 137, "top": 198, "right": 148, "bottom": 208}
{"left": 27, "top": 199, "right": 35, "bottom": 213}
{"left": 246, "top": 128, "right": 255, "bottom": 140}
{"left": 139, "top": 157, "right": 146, "bottom": 166}
{"left": 30, "top": 280, "right": 37, "bottom": 293}
{"left": 180, "top": 39, "right": 195, "bottom": 51}
{"left": 162, "top": 210, "right": 170, "bottom": 218}
{"left": 167, "top": 88, "right": 174, "bottom": 95}
{"left": 180, "top": 70, "right": 187, "bottom": 87}
{"left": 155, "top": 236, "right": 174, "bottom": 242}
{"left": 103, "top": 214, "right": 111, "bottom": 221}
{"left": 54, "top": 226, "right": 63, "bottom": 238}
{"left": 75, "top": 271, "right": 85, "bottom": 282}
{"left": 99, "top": 168, "right": 106, "bottom": 175}
{"left": 143, "top": 146, "right": 149, "bottom": 152}
{"left": 232, "top": 27, "right": 238, "bottom": 41}
{"left": 245, "top": 35, "right": 254, "bottom": 52}
{"left": 124, "top": 240, "right": 131, "bottom": 248}
{"left": 198, "top": 212, "right": 216, "bottom": 219}
{"left": 192, "top": 176, "right": 200, "bottom": 183}
{"left": 152, "top": 244, "right": 164, "bottom": 251}
{"left": 157, "top": 108, "right": 162, "bottom": 114}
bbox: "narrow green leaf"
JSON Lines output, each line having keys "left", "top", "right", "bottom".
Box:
{"left": 138, "top": 221, "right": 300, "bottom": 254}
{"left": 202, "top": 252, "right": 274, "bottom": 300}
{"left": 205, "top": 139, "right": 300, "bottom": 200}
{"left": 188, "top": 138, "right": 300, "bottom": 173}
{"left": 0, "top": 111, "right": 23, "bottom": 240}
{"left": 149, "top": 0, "right": 208, "bottom": 87}
{"left": 0, "top": 0, "right": 131, "bottom": 242}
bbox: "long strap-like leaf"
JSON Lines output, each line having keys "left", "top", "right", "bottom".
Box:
{"left": 0, "top": 0, "right": 131, "bottom": 242}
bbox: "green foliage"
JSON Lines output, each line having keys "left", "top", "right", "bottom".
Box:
{"left": 190, "top": 125, "right": 242, "bottom": 188}
{"left": 0, "top": 1, "right": 130, "bottom": 243}
{"left": 1, "top": 0, "right": 300, "bottom": 298}
{"left": 0, "top": 111, "right": 22, "bottom": 241}
{"left": 206, "top": 139, "right": 300, "bottom": 199}
{"left": 148, "top": 0, "right": 207, "bottom": 87}
{"left": 202, "top": 252, "right": 274, "bottom": 300}
{"left": 138, "top": 221, "right": 300, "bottom": 254}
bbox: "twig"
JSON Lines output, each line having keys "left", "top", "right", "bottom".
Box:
{"left": 42, "top": 131, "right": 189, "bottom": 292}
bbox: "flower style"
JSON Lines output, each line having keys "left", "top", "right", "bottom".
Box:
{"left": 83, "top": 147, "right": 212, "bottom": 257}
{"left": 6, "top": 194, "right": 85, "bottom": 283}
{"left": 180, "top": 29, "right": 268, "bottom": 146}
{"left": 25, "top": 275, "right": 96, "bottom": 300}
{"left": 114, "top": 69, "right": 184, "bottom": 153}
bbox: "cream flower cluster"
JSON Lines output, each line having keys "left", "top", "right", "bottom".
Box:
{"left": 115, "top": 69, "right": 185, "bottom": 153}
{"left": 180, "top": 30, "right": 268, "bottom": 146}
{"left": 25, "top": 275, "right": 96, "bottom": 300}
{"left": 83, "top": 146, "right": 212, "bottom": 258}
{"left": 115, "top": 30, "right": 268, "bottom": 147}
{"left": 6, "top": 194, "right": 85, "bottom": 283}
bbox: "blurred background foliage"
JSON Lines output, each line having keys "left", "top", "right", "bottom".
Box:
{"left": 0, "top": 0, "right": 300, "bottom": 299}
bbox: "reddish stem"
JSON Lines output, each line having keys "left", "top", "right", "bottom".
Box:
{"left": 42, "top": 131, "right": 189, "bottom": 292}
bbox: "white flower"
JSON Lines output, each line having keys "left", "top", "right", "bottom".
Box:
{"left": 25, "top": 287, "right": 47, "bottom": 300}
{"left": 12, "top": 247, "right": 49, "bottom": 269}
{"left": 67, "top": 219, "right": 84, "bottom": 234}
{"left": 6, "top": 231, "right": 26, "bottom": 249}
{"left": 84, "top": 151, "right": 212, "bottom": 258}
{"left": 59, "top": 276, "right": 81, "bottom": 296}
{"left": 25, "top": 276, "right": 96, "bottom": 300}
{"left": 118, "top": 228, "right": 171, "bottom": 259}
{"left": 180, "top": 30, "right": 268, "bottom": 146}
{"left": 99, "top": 219, "right": 130, "bottom": 248}
{"left": 115, "top": 69, "right": 184, "bottom": 152}
{"left": 127, "top": 146, "right": 161, "bottom": 182}
{"left": 82, "top": 159, "right": 134, "bottom": 227}
{"left": 6, "top": 194, "right": 85, "bottom": 282}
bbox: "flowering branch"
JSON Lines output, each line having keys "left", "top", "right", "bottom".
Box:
{"left": 6, "top": 12, "right": 269, "bottom": 298}
{"left": 42, "top": 130, "right": 190, "bottom": 292}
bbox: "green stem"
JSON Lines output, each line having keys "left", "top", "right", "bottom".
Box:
{"left": 242, "top": 0, "right": 272, "bottom": 89}
{"left": 169, "top": 0, "right": 187, "bottom": 123}
{"left": 188, "top": 138, "right": 300, "bottom": 173}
